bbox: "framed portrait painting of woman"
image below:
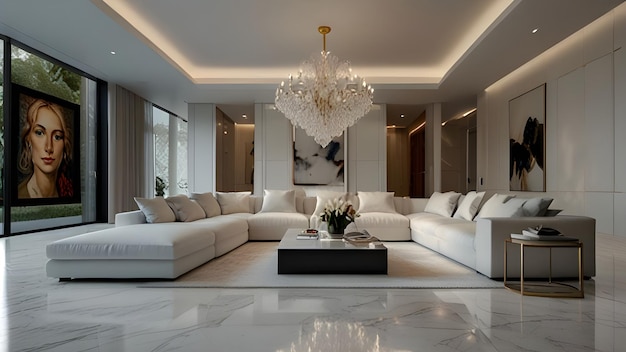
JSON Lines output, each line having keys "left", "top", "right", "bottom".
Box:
{"left": 11, "top": 84, "right": 81, "bottom": 205}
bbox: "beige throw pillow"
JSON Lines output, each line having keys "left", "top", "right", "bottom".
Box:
{"left": 476, "top": 193, "right": 523, "bottom": 219}
{"left": 424, "top": 191, "right": 461, "bottom": 217}
{"left": 260, "top": 189, "right": 297, "bottom": 213}
{"left": 216, "top": 191, "right": 251, "bottom": 215}
{"left": 134, "top": 196, "right": 176, "bottom": 223}
{"left": 189, "top": 192, "right": 221, "bottom": 218}
{"left": 357, "top": 191, "right": 396, "bottom": 213}
{"left": 165, "top": 194, "right": 206, "bottom": 222}
{"left": 453, "top": 191, "right": 486, "bottom": 221}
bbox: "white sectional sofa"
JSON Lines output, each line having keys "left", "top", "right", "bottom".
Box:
{"left": 46, "top": 190, "right": 596, "bottom": 280}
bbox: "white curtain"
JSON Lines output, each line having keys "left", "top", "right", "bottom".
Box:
{"left": 108, "top": 85, "right": 154, "bottom": 222}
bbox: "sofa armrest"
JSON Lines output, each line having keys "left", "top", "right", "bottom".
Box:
{"left": 115, "top": 210, "right": 147, "bottom": 227}
{"left": 475, "top": 215, "right": 596, "bottom": 278}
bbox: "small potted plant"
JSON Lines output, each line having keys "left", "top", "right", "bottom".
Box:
{"left": 320, "top": 198, "right": 359, "bottom": 237}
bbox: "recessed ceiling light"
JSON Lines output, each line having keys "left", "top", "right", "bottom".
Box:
{"left": 242, "top": 114, "right": 247, "bottom": 119}
{"left": 531, "top": 28, "right": 539, "bottom": 34}
{"left": 400, "top": 114, "right": 405, "bottom": 118}
{"left": 110, "top": 51, "right": 116, "bottom": 55}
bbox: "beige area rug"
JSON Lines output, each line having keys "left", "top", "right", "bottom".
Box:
{"left": 141, "top": 242, "right": 503, "bottom": 289}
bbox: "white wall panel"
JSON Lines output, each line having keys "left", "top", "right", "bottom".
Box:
{"left": 481, "top": 3, "right": 626, "bottom": 235}
{"left": 254, "top": 104, "right": 292, "bottom": 193}
{"left": 616, "top": 49, "right": 626, "bottom": 192}
{"left": 355, "top": 161, "right": 381, "bottom": 191}
{"left": 614, "top": 193, "right": 626, "bottom": 238}
{"left": 585, "top": 192, "right": 614, "bottom": 235}
{"left": 582, "top": 12, "right": 614, "bottom": 64}
{"left": 265, "top": 161, "right": 290, "bottom": 190}
{"left": 556, "top": 68, "right": 585, "bottom": 192}
{"left": 348, "top": 105, "right": 386, "bottom": 193}
{"left": 354, "top": 112, "right": 382, "bottom": 160}
{"left": 264, "top": 109, "right": 290, "bottom": 161}
{"left": 188, "top": 103, "right": 215, "bottom": 193}
{"left": 584, "top": 54, "right": 614, "bottom": 192}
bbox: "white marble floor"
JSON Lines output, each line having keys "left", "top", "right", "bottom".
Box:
{"left": 1, "top": 224, "right": 625, "bottom": 352}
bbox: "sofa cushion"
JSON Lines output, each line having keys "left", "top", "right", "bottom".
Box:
{"left": 407, "top": 212, "right": 460, "bottom": 236}
{"left": 216, "top": 192, "right": 251, "bottom": 214}
{"left": 424, "top": 191, "right": 461, "bottom": 217}
{"left": 354, "top": 212, "right": 409, "bottom": 228}
{"left": 260, "top": 189, "right": 297, "bottom": 213}
{"left": 247, "top": 212, "right": 310, "bottom": 240}
{"left": 165, "top": 194, "right": 206, "bottom": 222}
{"left": 134, "top": 197, "right": 176, "bottom": 223}
{"left": 453, "top": 191, "right": 486, "bottom": 221}
{"left": 46, "top": 223, "right": 215, "bottom": 260}
{"left": 476, "top": 194, "right": 523, "bottom": 218}
{"left": 189, "top": 192, "right": 221, "bottom": 218}
{"left": 357, "top": 191, "right": 397, "bottom": 213}
{"left": 192, "top": 216, "right": 249, "bottom": 256}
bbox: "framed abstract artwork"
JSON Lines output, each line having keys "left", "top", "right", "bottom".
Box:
{"left": 293, "top": 127, "right": 345, "bottom": 186}
{"left": 509, "top": 83, "right": 546, "bottom": 191}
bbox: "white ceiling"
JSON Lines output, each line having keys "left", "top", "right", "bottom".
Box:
{"left": 0, "top": 0, "right": 623, "bottom": 126}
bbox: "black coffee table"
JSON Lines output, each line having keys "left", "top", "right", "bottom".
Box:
{"left": 277, "top": 228, "right": 388, "bottom": 274}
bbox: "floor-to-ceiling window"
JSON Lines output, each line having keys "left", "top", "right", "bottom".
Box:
{"left": 0, "top": 37, "right": 4, "bottom": 233}
{"left": 1, "top": 38, "right": 105, "bottom": 236}
{"left": 152, "top": 105, "right": 187, "bottom": 197}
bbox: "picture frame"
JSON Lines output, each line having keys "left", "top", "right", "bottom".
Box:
{"left": 509, "top": 83, "right": 546, "bottom": 191}
{"left": 11, "top": 84, "right": 81, "bottom": 205}
{"left": 293, "top": 127, "right": 345, "bottom": 186}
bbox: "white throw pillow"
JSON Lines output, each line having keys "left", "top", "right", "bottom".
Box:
{"left": 216, "top": 192, "right": 251, "bottom": 215}
{"left": 357, "top": 191, "right": 397, "bottom": 213}
{"left": 476, "top": 194, "right": 524, "bottom": 219}
{"left": 453, "top": 191, "right": 486, "bottom": 221}
{"left": 312, "top": 191, "right": 347, "bottom": 217}
{"left": 424, "top": 191, "right": 461, "bottom": 217}
{"left": 165, "top": 194, "right": 206, "bottom": 222}
{"left": 134, "top": 196, "right": 176, "bottom": 223}
{"left": 189, "top": 192, "right": 221, "bottom": 218}
{"left": 260, "top": 189, "right": 297, "bottom": 213}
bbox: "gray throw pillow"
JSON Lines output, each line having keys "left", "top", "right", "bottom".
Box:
{"left": 134, "top": 196, "right": 176, "bottom": 223}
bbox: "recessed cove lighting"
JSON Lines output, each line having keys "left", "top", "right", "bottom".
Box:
{"left": 531, "top": 28, "right": 539, "bottom": 34}
{"left": 462, "top": 108, "right": 477, "bottom": 117}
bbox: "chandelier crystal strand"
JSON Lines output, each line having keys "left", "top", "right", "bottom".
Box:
{"left": 275, "top": 26, "right": 374, "bottom": 147}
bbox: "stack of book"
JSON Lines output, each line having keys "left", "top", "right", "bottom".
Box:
{"left": 297, "top": 229, "right": 319, "bottom": 240}
{"left": 510, "top": 226, "right": 577, "bottom": 241}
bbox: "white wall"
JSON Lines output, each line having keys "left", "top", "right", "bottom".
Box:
{"left": 188, "top": 103, "right": 216, "bottom": 193}
{"left": 253, "top": 104, "right": 293, "bottom": 194}
{"left": 347, "top": 105, "right": 387, "bottom": 193}
{"left": 480, "top": 3, "right": 626, "bottom": 237}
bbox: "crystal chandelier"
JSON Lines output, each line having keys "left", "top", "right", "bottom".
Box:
{"left": 275, "top": 26, "right": 374, "bottom": 147}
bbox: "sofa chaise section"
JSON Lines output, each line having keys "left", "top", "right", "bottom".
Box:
{"left": 46, "top": 223, "right": 216, "bottom": 279}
